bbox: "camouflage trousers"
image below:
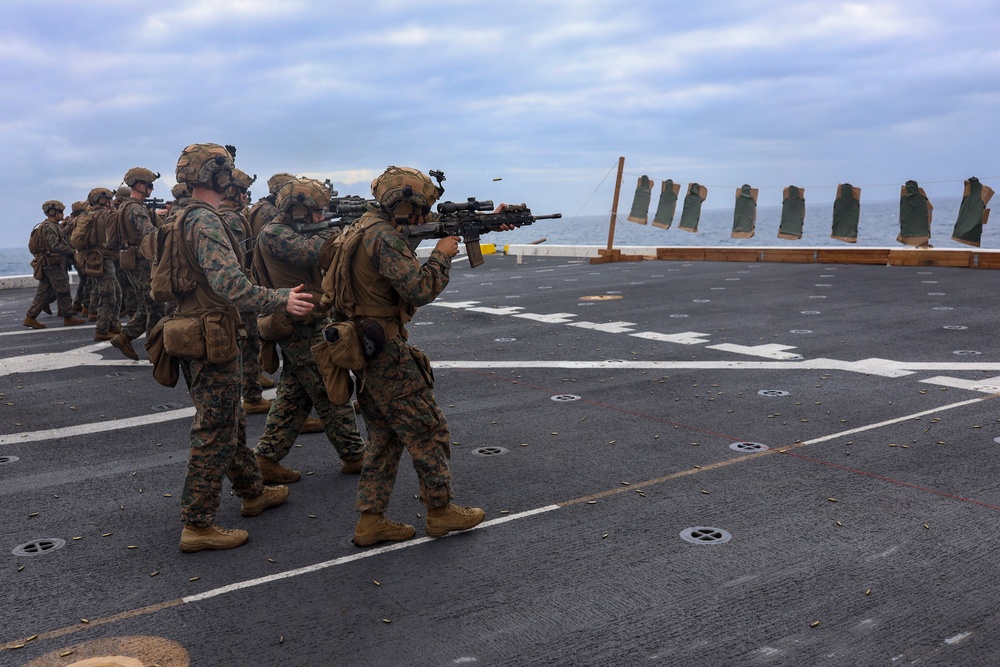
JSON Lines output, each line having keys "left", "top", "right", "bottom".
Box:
{"left": 73, "top": 268, "right": 89, "bottom": 308}
{"left": 121, "top": 258, "right": 164, "bottom": 341}
{"left": 27, "top": 262, "right": 74, "bottom": 319}
{"left": 355, "top": 338, "right": 453, "bottom": 513}
{"left": 92, "top": 259, "right": 121, "bottom": 335}
{"left": 117, "top": 261, "right": 137, "bottom": 316}
{"left": 254, "top": 324, "right": 365, "bottom": 466}
{"left": 240, "top": 312, "right": 263, "bottom": 403}
{"left": 179, "top": 352, "right": 263, "bottom": 527}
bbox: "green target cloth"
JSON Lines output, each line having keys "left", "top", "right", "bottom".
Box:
{"left": 951, "top": 177, "right": 995, "bottom": 247}
{"left": 652, "top": 179, "right": 680, "bottom": 229}
{"left": 778, "top": 186, "right": 805, "bottom": 240}
{"left": 831, "top": 183, "right": 861, "bottom": 243}
{"left": 679, "top": 183, "right": 707, "bottom": 233}
{"left": 731, "top": 184, "right": 758, "bottom": 238}
{"left": 897, "top": 180, "right": 932, "bottom": 247}
{"left": 627, "top": 175, "right": 653, "bottom": 224}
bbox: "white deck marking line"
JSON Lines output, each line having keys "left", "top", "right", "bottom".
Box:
{"left": 183, "top": 505, "right": 562, "bottom": 603}
{"left": 0, "top": 324, "right": 97, "bottom": 336}
{"left": 0, "top": 389, "right": 276, "bottom": 446}
{"left": 182, "top": 396, "right": 993, "bottom": 604}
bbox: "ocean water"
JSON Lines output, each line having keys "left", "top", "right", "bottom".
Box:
{"left": 1, "top": 197, "right": 991, "bottom": 277}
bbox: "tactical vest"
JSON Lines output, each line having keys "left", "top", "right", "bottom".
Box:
{"left": 115, "top": 200, "right": 148, "bottom": 248}
{"left": 324, "top": 212, "right": 415, "bottom": 340}
{"left": 253, "top": 224, "right": 326, "bottom": 325}
{"left": 248, "top": 198, "right": 279, "bottom": 238}
{"left": 150, "top": 202, "right": 239, "bottom": 322}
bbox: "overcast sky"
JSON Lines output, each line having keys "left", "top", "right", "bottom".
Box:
{"left": 2, "top": 0, "right": 998, "bottom": 247}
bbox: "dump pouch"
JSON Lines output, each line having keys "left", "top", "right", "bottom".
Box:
{"left": 258, "top": 312, "right": 294, "bottom": 341}
{"left": 203, "top": 310, "right": 238, "bottom": 364}
{"left": 30, "top": 257, "right": 44, "bottom": 281}
{"left": 410, "top": 346, "right": 434, "bottom": 388}
{"left": 144, "top": 319, "right": 179, "bottom": 388}
{"left": 82, "top": 250, "right": 104, "bottom": 277}
{"left": 259, "top": 340, "right": 280, "bottom": 374}
{"left": 322, "top": 321, "right": 367, "bottom": 371}
{"left": 139, "top": 231, "right": 157, "bottom": 262}
{"left": 162, "top": 315, "right": 205, "bottom": 360}
{"left": 311, "top": 339, "right": 355, "bottom": 406}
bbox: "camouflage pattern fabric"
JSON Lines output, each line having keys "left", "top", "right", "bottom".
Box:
{"left": 27, "top": 221, "right": 75, "bottom": 318}
{"left": 93, "top": 259, "right": 122, "bottom": 335}
{"left": 356, "top": 338, "right": 453, "bottom": 511}
{"left": 121, "top": 258, "right": 165, "bottom": 340}
{"left": 27, "top": 264, "right": 74, "bottom": 318}
{"left": 177, "top": 204, "right": 289, "bottom": 526}
{"left": 117, "top": 262, "right": 138, "bottom": 316}
{"left": 254, "top": 324, "right": 365, "bottom": 464}
{"left": 248, "top": 198, "right": 280, "bottom": 238}
{"left": 351, "top": 216, "right": 456, "bottom": 512}
{"left": 179, "top": 354, "right": 263, "bottom": 526}
{"left": 253, "top": 220, "right": 364, "bottom": 465}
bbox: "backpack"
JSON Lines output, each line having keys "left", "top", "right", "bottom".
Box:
{"left": 320, "top": 218, "right": 370, "bottom": 318}
{"left": 70, "top": 209, "right": 102, "bottom": 250}
{"left": 149, "top": 202, "right": 216, "bottom": 302}
{"left": 28, "top": 223, "right": 48, "bottom": 255}
{"left": 105, "top": 204, "right": 128, "bottom": 251}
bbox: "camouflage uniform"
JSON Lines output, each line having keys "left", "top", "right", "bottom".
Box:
{"left": 176, "top": 203, "right": 290, "bottom": 527}
{"left": 218, "top": 202, "right": 265, "bottom": 404}
{"left": 254, "top": 221, "right": 365, "bottom": 467}
{"left": 26, "top": 220, "right": 75, "bottom": 319}
{"left": 351, "top": 211, "right": 455, "bottom": 513}
{"left": 248, "top": 197, "right": 280, "bottom": 239}
{"left": 85, "top": 206, "right": 123, "bottom": 336}
{"left": 119, "top": 199, "right": 164, "bottom": 340}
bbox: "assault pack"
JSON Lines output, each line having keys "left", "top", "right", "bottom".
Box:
{"left": 149, "top": 202, "right": 214, "bottom": 302}
{"left": 27, "top": 223, "right": 49, "bottom": 255}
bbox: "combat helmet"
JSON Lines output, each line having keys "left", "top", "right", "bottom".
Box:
{"left": 70, "top": 201, "right": 86, "bottom": 216}
{"left": 371, "top": 166, "right": 444, "bottom": 214}
{"left": 231, "top": 168, "right": 257, "bottom": 193}
{"left": 87, "top": 187, "right": 114, "bottom": 207}
{"left": 42, "top": 200, "right": 65, "bottom": 216}
{"left": 123, "top": 167, "right": 160, "bottom": 187}
{"left": 276, "top": 177, "right": 331, "bottom": 233}
{"left": 171, "top": 183, "right": 190, "bottom": 201}
{"left": 115, "top": 185, "right": 132, "bottom": 200}
{"left": 175, "top": 143, "right": 234, "bottom": 192}
{"left": 267, "top": 173, "right": 296, "bottom": 197}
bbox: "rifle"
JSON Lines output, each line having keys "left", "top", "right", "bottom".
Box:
{"left": 401, "top": 198, "right": 562, "bottom": 267}
{"left": 323, "top": 195, "right": 377, "bottom": 228}
{"left": 143, "top": 197, "right": 167, "bottom": 211}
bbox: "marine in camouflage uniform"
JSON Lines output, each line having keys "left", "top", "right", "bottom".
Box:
{"left": 328, "top": 166, "right": 484, "bottom": 547}
{"left": 247, "top": 172, "right": 293, "bottom": 238}
{"left": 252, "top": 177, "right": 365, "bottom": 483}
{"left": 24, "top": 200, "right": 85, "bottom": 329}
{"left": 63, "top": 202, "right": 91, "bottom": 314}
{"left": 217, "top": 168, "right": 268, "bottom": 411}
{"left": 78, "top": 188, "right": 123, "bottom": 341}
{"left": 111, "top": 168, "right": 164, "bottom": 361}
{"left": 169, "top": 143, "right": 311, "bottom": 553}
{"left": 112, "top": 185, "right": 139, "bottom": 318}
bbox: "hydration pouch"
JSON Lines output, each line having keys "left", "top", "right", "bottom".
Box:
{"left": 259, "top": 340, "right": 280, "bottom": 374}
{"left": 203, "top": 310, "right": 238, "bottom": 364}
{"left": 118, "top": 247, "right": 137, "bottom": 271}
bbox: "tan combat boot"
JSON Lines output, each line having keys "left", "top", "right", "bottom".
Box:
{"left": 110, "top": 333, "right": 138, "bottom": 359}
{"left": 180, "top": 524, "right": 249, "bottom": 553}
{"left": 353, "top": 511, "right": 416, "bottom": 547}
{"left": 258, "top": 373, "right": 276, "bottom": 389}
{"left": 240, "top": 484, "right": 289, "bottom": 517}
{"left": 242, "top": 397, "right": 273, "bottom": 415}
{"left": 87, "top": 312, "right": 98, "bottom": 322}
{"left": 426, "top": 503, "right": 486, "bottom": 538}
{"left": 256, "top": 455, "right": 300, "bottom": 484}
{"left": 94, "top": 331, "right": 115, "bottom": 342}
{"left": 340, "top": 458, "right": 363, "bottom": 474}
{"left": 23, "top": 317, "right": 45, "bottom": 329}
{"left": 79, "top": 306, "right": 89, "bottom": 318}
{"left": 301, "top": 415, "right": 324, "bottom": 433}
{"left": 63, "top": 316, "right": 86, "bottom": 326}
